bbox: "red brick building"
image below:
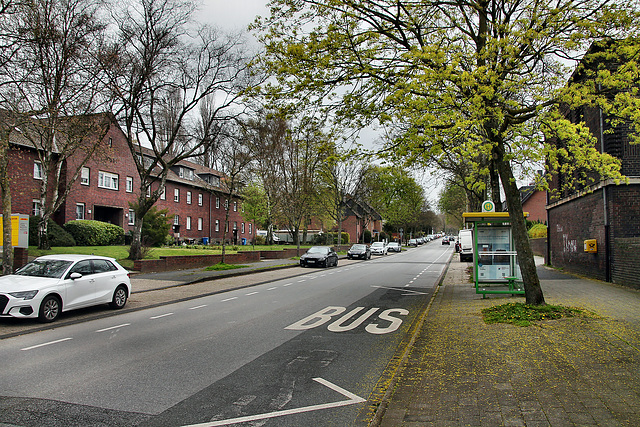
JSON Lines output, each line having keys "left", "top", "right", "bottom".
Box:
{"left": 519, "top": 185, "right": 547, "bottom": 223}
{"left": 2, "top": 113, "right": 254, "bottom": 245}
{"left": 338, "top": 197, "right": 383, "bottom": 243}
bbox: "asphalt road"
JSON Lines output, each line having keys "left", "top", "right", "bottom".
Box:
{"left": 0, "top": 243, "right": 452, "bottom": 426}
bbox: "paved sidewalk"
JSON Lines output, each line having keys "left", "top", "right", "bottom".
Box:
{"left": 376, "top": 259, "right": 640, "bottom": 426}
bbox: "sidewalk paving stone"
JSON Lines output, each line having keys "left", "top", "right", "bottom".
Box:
{"left": 377, "top": 259, "right": 640, "bottom": 427}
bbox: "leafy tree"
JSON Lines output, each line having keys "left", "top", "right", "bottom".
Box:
{"left": 241, "top": 182, "right": 269, "bottom": 246}
{"left": 141, "top": 206, "right": 173, "bottom": 247}
{"left": 254, "top": 0, "right": 640, "bottom": 305}
{"left": 438, "top": 181, "right": 467, "bottom": 230}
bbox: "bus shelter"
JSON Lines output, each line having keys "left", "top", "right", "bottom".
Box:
{"left": 462, "top": 211, "right": 527, "bottom": 298}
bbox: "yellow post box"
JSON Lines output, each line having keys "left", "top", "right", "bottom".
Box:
{"left": 584, "top": 239, "right": 597, "bottom": 253}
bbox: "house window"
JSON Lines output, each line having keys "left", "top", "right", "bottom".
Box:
{"left": 216, "top": 197, "right": 220, "bottom": 209}
{"left": 108, "top": 137, "right": 113, "bottom": 148}
{"left": 76, "top": 203, "right": 85, "bottom": 220}
{"left": 174, "top": 188, "right": 179, "bottom": 202}
{"left": 224, "top": 199, "right": 229, "bottom": 210}
{"left": 179, "top": 167, "right": 194, "bottom": 180}
{"left": 32, "top": 200, "right": 41, "bottom": 216}
{"left": 225, "top": 221, "right": 229, "bottom": 232}
{"left": 98, "top": 171, "right": 119, "bottom": 190}
{"left": 198, "top": 193, "right": 203, "bottom": 206}
{"left": 160, "top": 186, "right": 166, "bottom": 200}
{"left": 186, "top": 216, "right": 191, "bottom": 230}
{"left": 146, "top": 186, "right": 151, "bottom": 198}
{"left": 233, "top": 201, "right": 237, "bottom": 212}
{"left": 241, "top": 222, "right": 245, "bottom": 234}
{"left": 128, "top": 209, "right": 135, "bottom": 225}
{"left": 126, "top": 177, "right": 133, "bottom": 192}
{"left": 81, "top": 167, "right": 90, "bottom": 185}
{"left": 174, "top": 215, "right": 179, "bottom": 226}
{"left": 198, "top": 217, "right": 203, "bottom": 231}
{"left": 186, "top": 191, "right": 192, "bottom": 204}
{"left": 215, "top": 219, "right": 220, "bottom": 232}
{"left": 249, "top": 223, "right": 252, "bottom": 234}
{"left": 33, "top": 161, "right": 43, "bottom": 179}
{"left": 233, "top": 221, "right": 237, "bottom": 230}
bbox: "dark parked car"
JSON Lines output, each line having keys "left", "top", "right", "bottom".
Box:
{"left": 347, "top": 244, "right": 371, "bottom": 260}
{"left": 300, "top": 246, "right": 339, "bottom": 268}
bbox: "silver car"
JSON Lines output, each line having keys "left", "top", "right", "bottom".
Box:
{"left": 0, "top": 254, "right": 131, "bottom": 323}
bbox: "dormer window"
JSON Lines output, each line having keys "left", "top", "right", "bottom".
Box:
{"left": 179, "top": 167, "right": 194, "bottom": 180}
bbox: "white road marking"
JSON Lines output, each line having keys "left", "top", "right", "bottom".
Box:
{"left": 150, "top": 313, "right": 174, "bottom": 319}
{"left": 96, "top": 323, "right": 131, "bottom": 332}
{"left": 189, "top": 305, "right": 207, "bottom": 310}
{"left": 245, "top": 291, "right": 259, "bottom": 296}
{"left": 21, "top": 337, "right": 73, "bottom": 351}
{"left": 183, "top": 377, "right": 365, "bottom": 427}
{"left": 282, "top": 283, "right": 293, "bottom": 287}
{"left": 371, "top": 285, "right": 428, "bottom": 295}
{"left": 267, "top": 287, "right": 278, "bottom": 291}
{"left": 221, "top": 297, "right": 238, "bottom": 302}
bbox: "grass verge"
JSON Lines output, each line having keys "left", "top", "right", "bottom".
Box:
{"left": 203, "top": 263, "right": 248, "bottom": 271}
{"left": 481, "top": 302, "right": 593, "bottom": 327}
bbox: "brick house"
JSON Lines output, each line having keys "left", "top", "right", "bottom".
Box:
{"left": 338, "top": 197, "right": 383, "bottom": 243}
{"left": 547, "top": 43, "right": 640, "bottom": 289}
{"left": 519, "top": 184, "right": 547, "bottom": 223}
{"left": 1, "top": 112, "right": 254, "bottom": 245}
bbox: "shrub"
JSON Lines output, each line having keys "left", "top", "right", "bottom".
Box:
{"left": 64, "top": 220, "right": 125, "bottom": 246}
{"left": 29, "top": 216, "right": 76, "bottom": 247}
{"left": 528, "top": 223, "right": 547, "bottom": 239}
{"left": 254, "top": 235, "right": 266, "bottom": 245}
{"left": 363, "top": 229, "right": 372, "bottom": 243}
{"left": 141, "top": 206, "right": 173, "bottom": 247}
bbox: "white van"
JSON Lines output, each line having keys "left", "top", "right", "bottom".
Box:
{"left": 459, "top": 229, "right": 473, "bottom": 262}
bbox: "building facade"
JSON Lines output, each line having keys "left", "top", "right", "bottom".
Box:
{"left": 2, "top": 113, "right": 254, "bottom": 245}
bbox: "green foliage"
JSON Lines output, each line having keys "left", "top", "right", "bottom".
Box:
{"left": 528, "top": 223, "right": 548, "bottom": 239}
{"left": 64, "top": 220, "right": 124, "bottom": 246}
{"left": 204, "top": 263, "right": 247, "bottom": 271}
{"left": 363, "top": 229, "right": 372, "bottom": 243}
{"left": 481, "top": 303, "right": 588, "bottom": 327}
{"left": 254, "top": 235, "right": 266, "bottom": 245}
{"left": 29, "top": 216, "right": 76, "bottom": 247}
{"left": 312, "top": 231, "right": 349, "bottom": 245}
{"left": 141, "top": 206, "right": 173, "bottom": 247}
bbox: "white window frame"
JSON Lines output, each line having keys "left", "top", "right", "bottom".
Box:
{"left": 128, "top": 209, "right": 135, "bottom": 225}
{"left": 160, "top": 186, "right": 166, "bottom": 200}
{"left": 186, "top": 191, "right": 192, "bottom": 205}
{"left": 98, "top": 171, "right": 119, "bottom": 190}
{"left": 233, "top": 201, "right": 237, "bottom": 212}
{"left": 32, "top": 200, "right": 42, "bottom": 216}
{"left": 76, "top": 203, "right": 85, "bottom": 220}
{"left": 81, "top": 167, "right": 90, "bottom": 185}
{"left": 215, "top": 219, "right": 220, "bottom": 232}
{"left": 216, "top": 197, "right": 220, "bottom": 209}
{"left": 33, "top": 161, "right": 43, "bottom": 179}
{"left": 249, "top": 223, "right": 252, "bottom": 234}
{"left": 241, "top": 222, "right": 245, "bottom": 234}
{"left": 198, "top": 193, "right": 203, "bottom": 206}
{"left": 174, "top": 215, "right": 179, "bottom": 226}
{"left": 126, "top": 176, "right": 133, "bottom": 192}
{"left": 198, "top": 217, "right": 203, "bottom": 231}
{"left": 186, "top": 216, "right": 192, "bottom": 230}
{"left": 174, "top": 188, "right": 179, "bottom": 202}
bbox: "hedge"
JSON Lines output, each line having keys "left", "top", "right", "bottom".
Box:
{"left": 64, "top": 220, "right": 125, "bottom": 246}
{"left": 29, "top": 216, "right": 76, "bottom": 247}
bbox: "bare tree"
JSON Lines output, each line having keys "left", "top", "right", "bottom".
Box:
{"left": 0, "top": 0, "right": 107, "bottom": 250}
{"left": 100, "top": 0, "right": 257, "bottom": 260}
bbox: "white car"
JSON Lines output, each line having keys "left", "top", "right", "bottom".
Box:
{"left": 0, "top": 254, "right": 131, "bottom": 323}
{"left": 370, "top": 241, "right": 388, "bottom": 255}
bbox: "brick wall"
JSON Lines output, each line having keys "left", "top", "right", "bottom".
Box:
{"left": 609, "top": 185, "right": 640, "bottom": 289}
{"left": 133, "top": 250, "right": 261, "bottom": 273}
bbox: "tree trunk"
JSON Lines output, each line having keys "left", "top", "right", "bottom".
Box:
{"left": 128, "top": 219, "right": 144, "bottom": 260}
{"left": 0, "top": 129, "right": 13, "bottom": 274}
{"left": 490, "top": 156, "right": 503, "bottom": 212}
{"left": 494, "top": 141, "right": 545, "bottom": 305}
{"left": 37, "top": 215, "right": 50, "bottom": 250}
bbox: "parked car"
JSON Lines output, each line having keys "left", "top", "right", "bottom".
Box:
{"left": 459, "top": 229, "right": 473, "bottom": 262}
{"left": 300, "top": 246, "right": 338, "bottom": 268}
{"left": 442, "top": 236, "right": 450, "bottom": 245}
{"left": 347, "top": 244, "right": 371, "bottom": 260}
{"left": 370, "top": 241, "right": 388, "bottom": 255}
{"left": 408, "top": 238, "right": 418, "bottom": 247}
{"left": 0, "top": 254, "right": 131, "bottom": 323}
{"left": 387, "top": 242, "right": 401, "bottom": 252}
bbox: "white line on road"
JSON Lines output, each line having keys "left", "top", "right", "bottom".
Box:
{"left": 221, "top": 297, "right": 238, "bottom": 302}
{"left": 245, "top": 291, "right": 259, "bottom": 296}
{"left": 96, "top": 324, "right": 131, "bottom": 332}
{"left": 183, "top": 377, "right": 365, "bottom": 427}
{"left": 267, "top": 287, "right": 278, "bottom": 291}
{"left": 150, "top": 313, "right": 174, "bottom": 319}
{"left": 21, "top": 337, "right": 73, "bottom": 351}
{"left": 282, "top": 283, "right": 293, "bottom": 287}
{"left": 189, "top": 305, "right": 207, "bottom": 310}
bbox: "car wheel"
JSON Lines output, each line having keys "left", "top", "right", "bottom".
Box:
{"left": 38, "top": 295, "right": 61, "bottom": 323}
{"left": 334, "top": 258, "right": 338, "bottom": 267}
{"left": 110, "top": 285, "right": 128, "bottom": 309}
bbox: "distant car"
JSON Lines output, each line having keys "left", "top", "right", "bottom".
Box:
{"left": 370, "top": 241, "right": 388, "bottom": 255}
{"left": 0, "top": 254, "right": 131, "bottom": 323}
{"left": 347, "top": 244, "right": 371, "bottom": 260}
{"left": 408, "top": 239, "right": 418, "bottom": 247}
{"left": 387, "top": 242, "right": 401, "bottom": 252}
{"left": 300, "top": 246, "right": 338, "bottom": 268}
{"left": 442, "top": 236, "right": 450, "bottom": 245}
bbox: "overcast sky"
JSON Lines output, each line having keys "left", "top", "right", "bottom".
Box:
{"left": 199, "top": 0, "right": 268, "bottom": 33}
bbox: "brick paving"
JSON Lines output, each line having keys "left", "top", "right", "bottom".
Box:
{"left": 377, "top": 260, "right": 640, "bottom": 426}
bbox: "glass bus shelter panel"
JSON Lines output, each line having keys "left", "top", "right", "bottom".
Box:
{"left": 476, "top": 226, "right": 521, "bottom": 283}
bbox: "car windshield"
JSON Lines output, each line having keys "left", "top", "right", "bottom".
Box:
{"left": 371, "top": 242, "right": 384, "bottom": 247}
{"left": 15, "top": 259, "right": 73, "bottom": 279}
{"left": 307, "top": 247, "right": 329, "bottom": 254}
{"left": 350, "top": 245, "right": 366, "bottom": 250}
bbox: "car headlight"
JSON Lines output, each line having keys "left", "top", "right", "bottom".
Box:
{"left": 9, "top": 290, "right": 39, "bottom": 300}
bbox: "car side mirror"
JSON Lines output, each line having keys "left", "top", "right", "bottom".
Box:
{"left": 69, "top": 272, "right": 83, "bottom": 280}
